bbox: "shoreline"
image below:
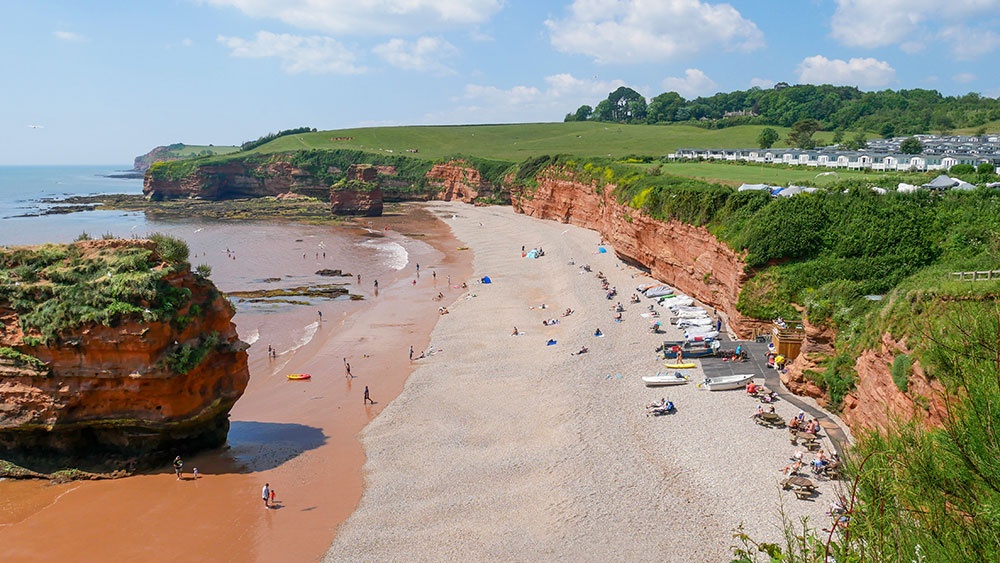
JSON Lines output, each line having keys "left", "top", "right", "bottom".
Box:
{"left": 0, "top": 203, "right": 474, "bottom": 561}
{"left": 326, "top": 202, "right": 844, "bottom": 561}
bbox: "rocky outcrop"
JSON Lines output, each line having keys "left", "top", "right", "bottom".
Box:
{"left": 143, "top": 158, "right": 328, "bottom": 200}
{"left": 330, "top": 164, "right": 383, "bottom": 216}
{"left": 424, "top": 160, "right": 505, "bottom": 204}
{"left": 134, "top": 146, "right": 180, "bottom": 173}
{"left": 0, "top": 241, "right": 249, "bottom": 475}
{"left": 513, "top": 167, "right": 766, "bottom": 338}
{"left": 781, "top": 312, "right": 833, "bottom": 399}
{"left": 840, "top": 334, "right": 948, "bottom": 430}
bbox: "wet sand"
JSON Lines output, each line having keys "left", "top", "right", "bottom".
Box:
{"left": 0, "top": 204, "right": 472, "bottom": 562}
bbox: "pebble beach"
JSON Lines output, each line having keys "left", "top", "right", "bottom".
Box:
{"left": 326, "top": 202, "right": 842, "bottom": 561}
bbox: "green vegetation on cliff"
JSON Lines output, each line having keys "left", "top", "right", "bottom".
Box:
{"left": 0, "top": 237, "right": 196, "bottom": 343}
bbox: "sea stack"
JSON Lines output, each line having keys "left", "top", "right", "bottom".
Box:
{"left": 330, "top": 164, "right": 384, "bottom": 216}
{"left": 0, "top": 238, "right": 249, "bottom": 476}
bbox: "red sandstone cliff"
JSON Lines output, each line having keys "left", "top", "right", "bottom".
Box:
{"left": 424, "top": 160, "right": 497, "bottom": 204}
{"left": 513, "top": 167, "right": 767, "bottom": 338}
{"left": 0, "top": 240, "right": 249, "bottom": 475}
{"left": 840, "top": 334, "right": 948, "bottom": 430}
{"left": 143, "top": 159, "right": 325, "bottom": 200}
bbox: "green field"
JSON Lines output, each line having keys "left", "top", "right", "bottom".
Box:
{"left": 644, "top": 161, "right": 890, "bottom": 186}
{"left": 245, "top": 122, "right": 855, "bottom": 162}
{"left": 168, "top": 144, "right": 239, "bottom": 157}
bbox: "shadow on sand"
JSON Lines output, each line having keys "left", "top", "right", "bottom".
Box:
{"left": 221, "top": 421, "right": 328, "bottom": 473}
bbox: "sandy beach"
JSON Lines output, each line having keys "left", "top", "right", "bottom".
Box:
{"left": 326, "top": 202, "right": 842, "bottom": 561}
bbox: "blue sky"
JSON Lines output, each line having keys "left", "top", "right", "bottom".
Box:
{"left": 2, "top": 0, "right": 998, "bottom": 164}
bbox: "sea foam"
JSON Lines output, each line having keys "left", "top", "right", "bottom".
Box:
{"left": 360, "top": 240, "right": 408, "bottom": 271}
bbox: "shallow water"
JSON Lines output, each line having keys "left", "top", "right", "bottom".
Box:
{"left": 0, "top": 168, "right": 473, "bottom": 561}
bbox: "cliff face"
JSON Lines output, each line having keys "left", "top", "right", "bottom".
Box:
{"left": 144, "top": 159, "right": 326, "bottom": 200}
{"left": 134, "top": 146, "right": 179, "bottom": 173}
{"left": 424, "top": 160, "right": 503, "bottom": 204}
{"left": 840, "top": 334, "right": 948, "bottom": 430}
{"left": 0, "top": 241, "right": 249, "bottom": 474}
{"left": 329, "top": 164, "right": 383, "bottom": 216}
{"left": 513, "top": 168, "right": 766, "bottom": 338}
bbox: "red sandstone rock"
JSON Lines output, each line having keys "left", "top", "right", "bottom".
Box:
{"left": 0, "top": 241, "right": 249, "bottom": 473}
{"left": 424, "top": 160, "right": 493, "bottom": 204}
{"left": 840, "top": 334, "right": 948, "bottom": 430}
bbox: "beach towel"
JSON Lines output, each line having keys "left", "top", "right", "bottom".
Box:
{"left": 598, "top": 246, "right": 608, "bottom": 254}
{"left": 546, "top": 340, "right": 557, "bottom": 346}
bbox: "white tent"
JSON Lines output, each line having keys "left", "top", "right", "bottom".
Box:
{"left": 897, "top": 183, "right": 918, "bottom": 193}
{"left": 737, "top": 183, "right": 773, "bottom": 192}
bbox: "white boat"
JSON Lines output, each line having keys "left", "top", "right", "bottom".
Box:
{"left": 700, "top": 373, "right": 755, "bottom": 391}
{"left": 675, "top": 309, "right": 709, "bottom": 318}
{"left": 644, "top": 285, "right": 675, "bottom": 298}
{"left": 677, "top": 317, "right": 714, "bottom": 328}
{"left": 684, "top": 329, "right": 719, "bottom": 341}
{"left": 673, "top": 306, "right": 704, "bottom": 313}
{"left": 642, "top": 372, "right": 690, "bottom": 386}
{"left": 660, "top": 296, "right": 694, "bottom": 308}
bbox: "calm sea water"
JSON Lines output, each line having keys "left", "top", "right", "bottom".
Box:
{"left": 0, "top": 165, "right": 145, "bottom": 245}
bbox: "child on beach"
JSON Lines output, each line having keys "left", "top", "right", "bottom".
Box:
{"left": 193, "top": 468, "right": 199, "bottom": 479}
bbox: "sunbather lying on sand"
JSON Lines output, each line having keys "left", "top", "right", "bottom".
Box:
{"left": 438, "top": 307, "right": 449, "bottom": 315}
{"left": 563, "top": 308, "right": 573, "bottom": 316}
{"left": 646, "top": 398, "right": 667, "bottom": 411}
{"left": 573, "top": 346, "right": 588, "bottom": 355}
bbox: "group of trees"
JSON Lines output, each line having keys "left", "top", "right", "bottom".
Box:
{"left": 567, "top": 84, "right": 1000, "bottom": 136}
{"left": 240, "top": 127, "right": 316, "bottom": 152}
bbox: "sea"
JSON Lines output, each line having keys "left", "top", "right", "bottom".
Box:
{"left": 0, "top": 165, "right": 147, "bottom": 245}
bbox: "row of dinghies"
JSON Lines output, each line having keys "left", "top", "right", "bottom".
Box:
{"left": 635, "top": 282, "right": 752, "bottom": 390}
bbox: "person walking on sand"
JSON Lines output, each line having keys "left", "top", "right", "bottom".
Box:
{"left": 345, "top": 362, "right": 352, "bottom": 378}
{"left": 262, "top": 483, "right": 270, "bottom": 508}
{"left": 409, "top": 346, "right": 414, "bottom": 361}
{"left": 416, "top": 263, "right": 420, "bottom": 274}
{"left": 357, "top": 274, "right": 361, "bottom": 284}
{"left": 432, "top": 271, "right": 436, "bottom": 280}
{"left": 364, "top": 386, "right": 374, "bottom": 404}
{"left": 173, "top": 456, "right": 183, "bottom": 480}
{"left": 374, "top": 280, "right": 378, "bottom": 289}
{"left": 317, "top": 310, "right": 322, "bottom": 322}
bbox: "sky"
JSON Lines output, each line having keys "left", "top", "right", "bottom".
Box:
{"left": 2, "top": 0, "right": 999, "bottom": 165}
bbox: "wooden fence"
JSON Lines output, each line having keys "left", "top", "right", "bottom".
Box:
{"left": 950, "top": 270, "right": 1000, "bottom": 282}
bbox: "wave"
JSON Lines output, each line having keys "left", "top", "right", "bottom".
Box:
{"left": 359, "top": 240, "right": 408, "bottom": 271}
{"left": 286, "top": 321, "right": 320, "bottom": 355}
{"left": 243, "top": 328, "right": 260, "bottom": 346}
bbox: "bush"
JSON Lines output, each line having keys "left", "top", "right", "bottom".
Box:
{"left": 950, "top": 163, "right": 976, "bottom": 175}
{"left": 891, "top": 353, "right": 911, "bottom": 391}
{"left": 195, "top": 264, "right": 212, "bottom": 278}
{"left": 149, "top": 233, "right": 189, "bottom": 263}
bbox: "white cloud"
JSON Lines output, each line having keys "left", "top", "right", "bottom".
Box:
{"left": 53, "top": 31, "right": 85, "bottom": 41}
{"left": 426, "top": 73, "right": 627, "bottom": 123}
{"left": 749, "top": 77, "right": 775, "bottom": 89}
{"left": 939, "top": 26, "right": 1000, "bottom": 59}
{"left": 204, "top": 0, "right": 502, "bottom": 35}
{"left": 796, "top": 55, "right": 895, "bottom": 88}
{"left": 661, "top": 69, "right": 718, "bottom": 98}
{"left": 831, "top": 0, "right": 1000, "bottom": 57}
{"left": 181, "top": 37, "right": 194, "bottom": 47}
{"left": 217, "top": 31, "right": 365, "bottom": 74}
{"left": 953, "top": 72, "right": 977, "bottom": 83}
{"left": 373, "top": 36, "right": 458, "bottom": 75}
{"left": 545, "top": 0, "right": 762, "bottom": 64}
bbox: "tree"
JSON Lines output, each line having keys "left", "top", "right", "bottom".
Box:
{"left": 563, "top": 113, "right": 575, "bottom": 122}
{"left": 880, "top": 123, "right": 896, "bottom": 138}
{"left": 593, "top": 99, "right": 614, "bottom": 121}
{"left": 646, "top": 91, "right": 685, "bottom": 123}
{"left": 977, "top": 162, "right": 995, "bottom": 175}
{"left": 606, "top": 86, "right": 645, "bottom": 122}
{"left": 851, "top": 131, "right": 867, "bottom": 150}
{"left": 757, "top": 127, "right": 779, "bottom": 149}
{"left": 832, "top": 128, "right": 845, "bottom": 144}
{"left": 974, "top": 125, "right": 988, "bottom": 137}
{"left": 627, "top": 97, "right": 647, "bottom": 123}
{"left": 900, "top": 137, "right": 924, "bottom": 154}
{"left": 574, "top": 104, "right": 593, "bottom": 121}
{"left": 786, "top": 119, "right": 821, "bottom": 149}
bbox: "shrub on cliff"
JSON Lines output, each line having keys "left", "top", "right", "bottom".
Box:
{"left": 150, "top": 233, "right": 189, "bottom": 263}
{"left": 0, "top": 240, "right": 196, "bottom": 342}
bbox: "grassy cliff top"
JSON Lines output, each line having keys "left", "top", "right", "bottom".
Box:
{"left": 238, "top": 122, "right": 850, "bottom": 162}
{"left": 0, "top": 235, "right": 198, "bottom": 343}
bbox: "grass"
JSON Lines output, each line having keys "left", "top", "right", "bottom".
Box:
{"left": 165, "top": 144, "right": 239, "bottom": 158}
{"left": 239, "top": 122, "right": 857, "bottom": 162}
{"left": 632, "top": 161, "right": 884, "bottom": 186}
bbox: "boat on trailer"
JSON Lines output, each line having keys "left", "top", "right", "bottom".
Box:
{"left": 700, "top": 373, "right": 755, "bottom": 391}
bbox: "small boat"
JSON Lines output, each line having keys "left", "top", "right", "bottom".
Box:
{"left": 677, "top": 317, "right": 714, "bottom": 328}
{"left": 700, "top": 373, "right": 754, "bottom": 391}
{"left": 643, "top": 372, "right": 690, "bottom": 386}
{"left": 644, "top": 285, "right": 675, "bottom": 298}
{"left": 661, "top": 340, "right": 720, "bottom": 358}
{"left": 663, "top": 362, "right": 697, "bottom": 369}
{"left": 286, "top": 374, "right": 312, "bottom": 380}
